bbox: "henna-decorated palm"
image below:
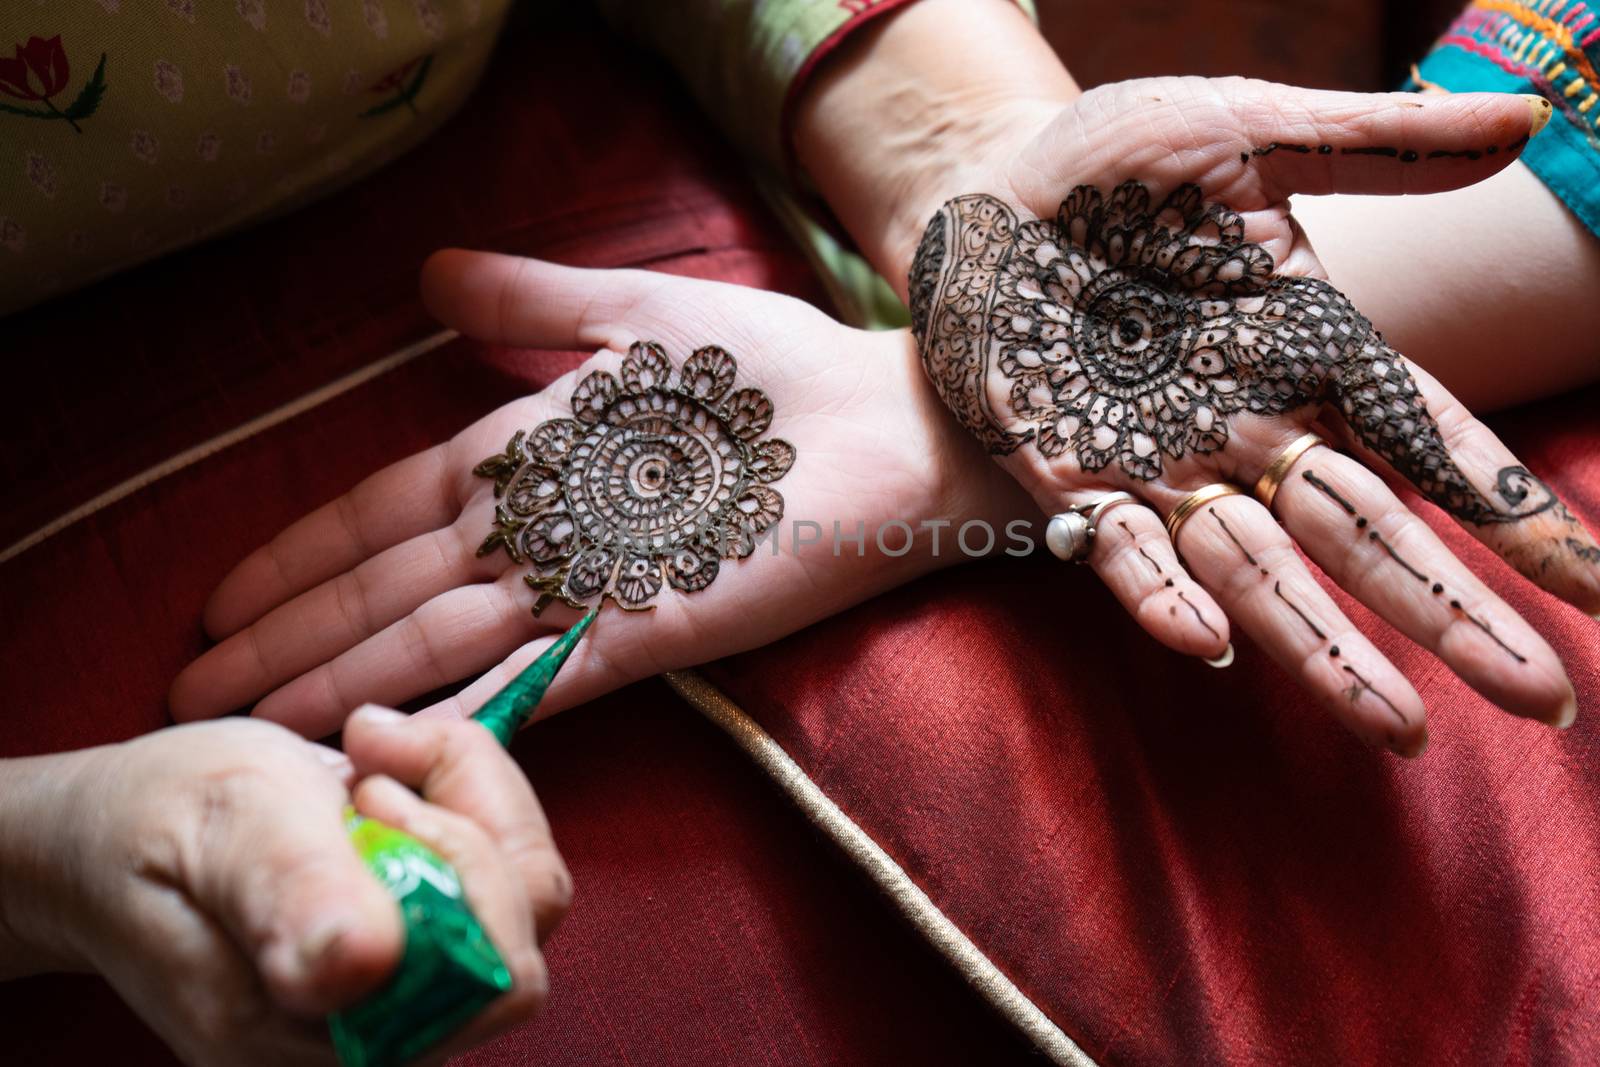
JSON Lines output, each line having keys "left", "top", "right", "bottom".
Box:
{"left": 911, "top": 77, "right": 1600, "bottom": 752}
{"left": 168, "top": 254, "right": 1029, "bottom": 737}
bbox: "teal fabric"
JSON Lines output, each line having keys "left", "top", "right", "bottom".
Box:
{"left": 1412, "top": 43, "right": 1600, "bottom": 238}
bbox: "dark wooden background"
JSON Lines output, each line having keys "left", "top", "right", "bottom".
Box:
{"left": 1037, "top": 0, "right": 1464, "bottom": 91}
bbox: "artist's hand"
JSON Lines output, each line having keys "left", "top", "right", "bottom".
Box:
{"left": 0, "top": 708, "right": 566, "bottom": 1066}
{"left": 168, "top": 256, "right": 1031, "bottom": 736}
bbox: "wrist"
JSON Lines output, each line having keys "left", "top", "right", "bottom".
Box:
{"left": 792, "top": 0, "right": 1076, "bottom": 291}
{"left": 876, "top": 327, "right": 1037, "bottom": 571}
{"left": 0, "top": 749, "right": 105, "bottom": 977}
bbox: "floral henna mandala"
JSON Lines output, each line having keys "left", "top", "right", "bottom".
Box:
{"left": 473, "top": 342, "right": 794, "bottom": 614}
{"left": 908, "top": 181, "right": 1560, "bottom": 527}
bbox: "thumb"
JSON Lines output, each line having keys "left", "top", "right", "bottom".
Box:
{"left": 420, "top": 249, "right": 664, "bottom": 351}
{"left": 1232, "top": 82, "right": 1551, "bottom": 197}
{"left": 188, "top": 747, "right": 403, "bottom": 1016}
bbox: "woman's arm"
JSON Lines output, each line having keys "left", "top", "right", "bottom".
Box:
{"left": 0, "top": 753, "right": 92, "bottom": 979}
{"left": 1295, "top": 162, "right": 1600, "bottom": 412}
{"left": 793, "top": 0, "right": 1077, "bottom": 295}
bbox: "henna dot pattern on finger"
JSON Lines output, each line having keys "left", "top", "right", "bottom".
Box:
{"left": 1204, "top": 505, "right": 1410, "bottom": 738}
{"left": 1300, "top": 468, "right": 1527, "bottom": 665}
{"left": 907, "top": 183, "right": 1584, "bottom": 543}
{"left": 473, "top": 342, "right": 794, "bottom": 614}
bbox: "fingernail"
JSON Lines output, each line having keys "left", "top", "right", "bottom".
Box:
{"left": 1552, "top": 693, "right": 1578, "bottom": 730}
{"left": 1203, "top": 643, "right": 1235, "bottom": 669}
{"left": 311, "top": 744, "right": 352, "bottom": 768}
{"left": 351, "top": 704, "right": 405, "bottom": 726}
{"left": 1521, "top": 94, "right": 1553, "bottom": 137}
{"left": 1391, "top": 726, "right": 1429, "bottom": 758}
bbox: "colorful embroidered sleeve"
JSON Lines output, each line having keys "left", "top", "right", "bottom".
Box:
{"left": 593, "top": 0, "right": 1038, "bottom": 177}
{"left": 1410, "top": 0, "right": 1600, "bottom": 236}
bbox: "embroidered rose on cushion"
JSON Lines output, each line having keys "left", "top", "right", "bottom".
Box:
{"left": 363, "top": 55, "right": 431, "bottom": 118}
{"left": 0, "top": 36, "right": 106, "bottom": 132}
{"left": 0, "top": 35, "right": 68, "bottom": 100}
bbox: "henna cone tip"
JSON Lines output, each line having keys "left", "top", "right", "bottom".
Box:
{"left": 1203, "top": 643, "right": 1235, "bottom": 669}
{"left": 471, "top": 608, "right": 598, "bottom": 747}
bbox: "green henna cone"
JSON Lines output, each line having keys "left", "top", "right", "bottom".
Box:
{"left": 329, "top": 810, "right": 512, "bottom": 1067}
{"left": 330, "top": 610, "right": 596, "bottom": 1064}
{"left": 472, "top": 607, "right": 599, "bottom": 747}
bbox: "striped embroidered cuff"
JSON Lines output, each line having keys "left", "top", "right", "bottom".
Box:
{"left": 1410, "top": 0, "right": 1600, "bottom": 237}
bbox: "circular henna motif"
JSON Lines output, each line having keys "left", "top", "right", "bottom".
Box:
{"left": 473, "top": 342, "right": 793, "bottom": 611}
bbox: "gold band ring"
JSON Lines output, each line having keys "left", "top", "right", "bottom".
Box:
{"left": 1166, "top": 483, "right": 1246, "bottom": 548}
{"left": 1254, "top": 432, "right": 1328, "bottom": 513}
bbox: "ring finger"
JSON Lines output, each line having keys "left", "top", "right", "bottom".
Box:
{"left": 1168, "top": 487, "right": 1429, "bottom": 755}
{"left": 1272, "top": 443, "right": 1574, "bottom": 727}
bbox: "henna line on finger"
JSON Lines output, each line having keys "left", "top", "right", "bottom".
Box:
{"left": 1273, "top": 580, "right": 1327, "bottom": 640}
{"left": 1302, "top": 470, "right": 1357, "bottom": 516}
{"left": 1210, "top": 509, "right": 1258, "bottom": 567}
{"left": 1368, "top": 529, "right": 1429, "bottom": 584}
{"left": 1304, "top": 469, "right": 1526, "bottom": 663}
{"left": 1341, "top": 664, "right": 1409, "bottom": 725}
{"left": 1122, "top": 521, "right": 1164, "bottom": 574}
{"left": 1176, "top": 590, "right": 1220, "bottom": 638}
{"left": 1449, "top": 599, "right": 1528, "bottom": 664}
{"left": 1568, "top": 537, "right": 1600, "bottom": 564}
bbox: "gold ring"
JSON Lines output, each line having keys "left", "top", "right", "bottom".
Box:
{"left": 1165, "top": 483, "right": 1246, "bottom": 548}
{"left": 1254, "top": 432, "right": 1327, "bottom": 513}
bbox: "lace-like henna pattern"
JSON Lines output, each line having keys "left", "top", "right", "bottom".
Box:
{"left": 473, "top": 342, "right": 793, "bottom": 614}
{"left": 907, "top": 182, "right": 1561, "bottom": 527}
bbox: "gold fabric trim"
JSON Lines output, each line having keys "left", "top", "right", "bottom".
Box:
{"left": 665, "top": 669, "right": 1096, "bottom": 1067}
{"left": 0, "top": 329, "right": 458, "bottom": 565}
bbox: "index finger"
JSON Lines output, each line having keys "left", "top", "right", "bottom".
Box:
{"left": 340, "top": 705, "right": 571, "bottom": 941}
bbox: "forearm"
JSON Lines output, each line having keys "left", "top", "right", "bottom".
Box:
{"left": 793, "top": 0, "right": 1078, "bottom": 295}
{"left": 0, "top": 752, "right": 95, "bottom": 979}
{"left": 1296, "top": 162, "right": 1600, "bottom": 411}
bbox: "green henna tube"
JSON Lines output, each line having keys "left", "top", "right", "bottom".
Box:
{"left": 329, "top": 608, "right": 598, "bottom": 1066}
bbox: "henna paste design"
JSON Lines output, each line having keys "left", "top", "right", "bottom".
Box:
{"left": 474, "top": 342, "right": 793, "bottom": 614}
{"left": 1342, "top": 664, "right": 1409, "bottom": 726}
{"left": 1210, "top": 509, "right": 1259, "bottom": 567}
{"left": 1177, "top": 590, "right": 1220, "bottom": 638}
{"left": 1568, "top": 537, "right": 1600, "bottom": 564}
{"left": 1274, "top": 581, "right": 1327, "bottom": 641}
{"left": 1301, "top": 467, "right": 1527, "bottom": 665}
{"left": 1450, "top": 599, "right": 1528, "bottom": 664}
{"left": 1244, "top": 129, "right": 1525, "bottom": 163}
{"left": 909, "top": 182, "right": 1565, "bottom": 528}
{"left": 1368, "top": 529, "right": 1429, "bottom": 585}
{"left": 1121, "top": 520, "right": 1164, "bottom": 574}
